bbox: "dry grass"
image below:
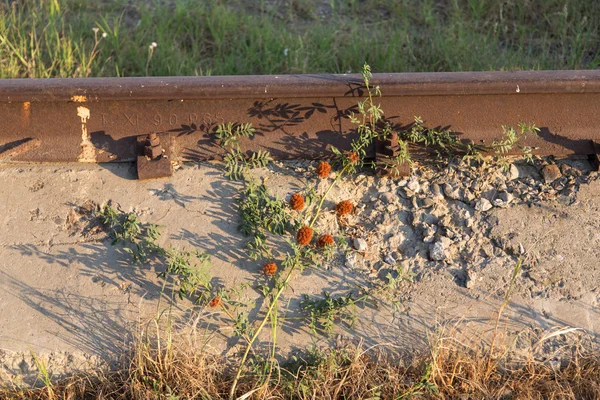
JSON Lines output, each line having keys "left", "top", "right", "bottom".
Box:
{"left": 2, "top": 326, "right": 600, "bottom": 400}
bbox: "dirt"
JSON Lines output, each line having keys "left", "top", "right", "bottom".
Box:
{"left": 0, "top": 158, "right": 598, "bottom": 385}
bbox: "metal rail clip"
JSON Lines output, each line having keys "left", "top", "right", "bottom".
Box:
{"left": 136, "top": 132, "right": 173, "bottom": 180}
{"left": 375, "top": 131, "right": 410, "bottom": 178}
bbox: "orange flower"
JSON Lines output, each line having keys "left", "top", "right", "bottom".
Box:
{"left": 289, "top": 193, "right": 305, "bottom": 211}
{"left": 348, "top": 151, "right": 359, "bottom": 163}
{"left": 336, "top": 200, "right": 354, "bottom": 216}
{"left": 317, "top": 234, "right": 334, "bottom": 248}
{"left": 208, "top": 296, "right": 222, "bottom": 308}
{"left": 316, "top": 161, "right": 331, "bottom": 178}
{"left": 263, "top": 262, "right": 277, "bottom": 276}
{"left": 296, "top": 226, "right": 313, "bottom": 246}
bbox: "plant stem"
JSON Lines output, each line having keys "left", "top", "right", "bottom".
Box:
{"left": 486, "top": 257, "right": 522, "bottom": 374}
{"left": 228, "top": 254, "right": 299, "bottom": 399}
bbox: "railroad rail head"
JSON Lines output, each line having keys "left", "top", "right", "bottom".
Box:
{"left": 0, "top": 70, "right": 599, "bottom": 179}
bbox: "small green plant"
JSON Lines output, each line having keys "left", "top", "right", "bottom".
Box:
{"left": 161, "top": 247, "right": 212, "bottom": 301}
{"left": 491, "top": 123, "right": 540, "bottom": 169}
{"left": 385, "top": 263, "right": 416, "bottom": 289}
{"left": 31, "top": 351, "right": 55, "bottom": 400}
{"left": 216, "top": 122, "right": 255, "bottom": 148}
{"left": 300, "top": 291, "right": 367, "bottom": 335}
{"left": 96, "top": 204, "right": 162, "bottom": 263}
{"left": 216, "top": 122, "right": 273, "bottom": 180}
{"left": 228, "top": 64, "right": 409, "bottom": 398}
{"left": 232, "top": 309, "right": 255, "bottom": 339}
{"left": 95, "top": 204, "right": 212, "bottom": 302}
{"left": 397, "top": 361, "right": 439, "bottom": 399}
{"left": 238, "top": 180, "right": 296, "bottom": 260}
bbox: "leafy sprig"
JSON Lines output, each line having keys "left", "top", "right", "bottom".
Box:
{"left": 216, "top": 122, "right": 273, "bottom": 180}
{"left": 95, "top": 204, "right": 212, "bottom": 301}
{"left": 300, "top": 291, "right": 366, "bottom": 335}
{"left": 238, "top": 180, "right": 296, "bottom": 260}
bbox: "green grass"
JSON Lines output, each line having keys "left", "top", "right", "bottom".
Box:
{"left": 0, "top": 0, "right": 599, "bottom": 78}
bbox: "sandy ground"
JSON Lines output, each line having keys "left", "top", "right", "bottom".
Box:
{"left": 0, "top": 160, "right": 598, "bottom": 385}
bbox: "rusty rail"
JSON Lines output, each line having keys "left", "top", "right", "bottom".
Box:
{"left": 1, "top": 70, "right": 599, "bottom": 177}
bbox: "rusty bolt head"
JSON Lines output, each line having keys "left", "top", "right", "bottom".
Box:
{"left": 145, "top": 145, "right": 163, "bottom": 159}
{"left": 147, "top": 134, "right": 160, "bottom": 147}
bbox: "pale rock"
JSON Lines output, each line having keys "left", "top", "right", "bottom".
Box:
{"left": 460, "top": 208, "right": 473, "bottom": 220}
{"left": 481, "top": 244, "right": 494, "bottom": 258}
{"left": 345, "top": 253, "right": 359, "bottom": 268}
{"left": 440, "top": 236, "right": 453, "bottom": 248}
{"left": 407, "top": 179, "right": 421, "bottom": 193}
{"left": 466, "top": 271, "right": 477, "bottom": 289}
{"left": 493, "top": 191, "right": 514, "bottom": 208}
{"left": 420, "top": 212, "right": 439, "bottom": 225}
{"left": 558, "top": 195, "right": 573, "bottom": 206}
{"left": 474, "top": 198, "right": 493, "bottom": 212}
{"left": 429, "top": 241, "right": 446, "bottom": 261}
{"left": 420, "top": 198, "right": 435, "bottom": 209}
{"left": 422, "top": 225, "right": 438, "bottom": 244}
{"left": 388, "top": 233, "right": 405, "bottom": 249}
{"left": 353, "top": 237, "right": 368, "bottom": 252}
{"left": 517, "top": 165, "right": 542, "bottom": 180}
{"left": 423, "top": 235, "right": 435, "bottom": 244}
{"left": 507, "top": 164, "right": 519, "bottom": 180}
{"left": 443, "top": 183, "right": 461, "bottom": 200}
{"left": 431, "top": 183, "right": 443, "bottom": 198}
{"left": 384, "top": 253, "right": 396, "bottom": 265}
{"left": 461, "top": 188, "right": 475, "bottom": 202}
{"left": 496, "top": 191, "right": 514, "bottom": 204}
{"left": 411, "top": 196, "right": 419, "bottom": 209}
{"left": 493, "top": 198, "right": 508, "bottom": 208}
{"left": 399, "top": 188, "right": 413, "bottom": 198}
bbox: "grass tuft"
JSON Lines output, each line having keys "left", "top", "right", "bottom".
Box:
{"left": 3, "top": 325, "right": 599, "bottom": 399}
{"left": 1, "top": 0, "right": 598, "bottom": 78}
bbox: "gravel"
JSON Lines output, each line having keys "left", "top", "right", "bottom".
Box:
{"left": 287, "top": 156, "right": 597, "bottom": 302}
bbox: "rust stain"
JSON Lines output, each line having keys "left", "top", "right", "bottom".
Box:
{"left": 21, "top": 101, "right": 31, "bottom": 128}
{"left": 77, "top": 106, "right": 95, "bottom": 162}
